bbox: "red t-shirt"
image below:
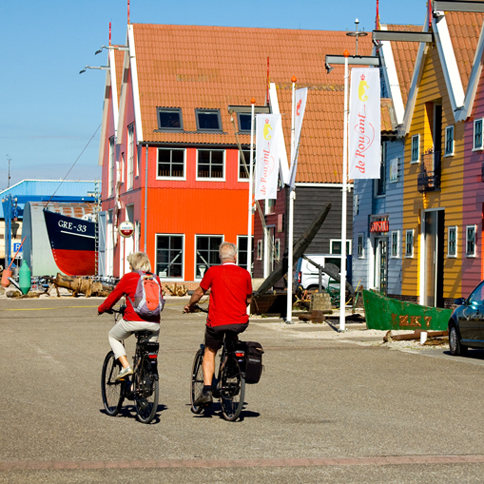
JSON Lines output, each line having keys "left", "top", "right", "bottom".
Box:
{"left": 200, "top": 263, "right": 252, "bottom": 327}
{"left": 98, "top": 271, "right": 161, "bottom": 323}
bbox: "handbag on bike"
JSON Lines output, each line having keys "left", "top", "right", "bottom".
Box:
{"left": 237, "top": 341, "right": 264, "bottom": 384}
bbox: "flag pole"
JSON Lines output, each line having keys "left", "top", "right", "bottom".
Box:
{"left": 286, "top": 76, "right": 297, "bottom": 324}
{"left": 339, "top": 51, "right": 350, "bottom": 332}
{"left": 247, "top": 98, "right": 256, "bottom": 277}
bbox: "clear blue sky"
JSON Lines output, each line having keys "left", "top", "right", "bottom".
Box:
{"left": 0, "top": 0, "right": 428, "bottom": 191}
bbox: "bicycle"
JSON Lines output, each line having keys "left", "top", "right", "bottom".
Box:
{"left": 101, "top": 307, "right": 160, "bottom": 424}
{"left": 190, "top": 331, "right": 246, "bottom": 422}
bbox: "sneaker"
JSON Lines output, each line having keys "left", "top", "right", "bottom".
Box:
{"left": 194, "top": 390, "right": 213, "bottom": 407}
{"left": 116, "top": 366, "right": 133, "bottom": 381}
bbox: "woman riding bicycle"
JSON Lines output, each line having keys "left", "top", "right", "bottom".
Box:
{"left": 98, "top": 252, "right": 161, "bottom": 381}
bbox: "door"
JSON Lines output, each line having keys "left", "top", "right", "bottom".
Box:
{"left": 123, "top": 205, "right": 135, "bottom": 275}
{"left": 373, "top": 238, "right": 388, "bottom": 295}
{"left": 423, "top": 210, "right": 444, "bottom": 307}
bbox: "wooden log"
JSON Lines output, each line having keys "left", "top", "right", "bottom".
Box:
{"left": 53, "top": 274, "right": 113, "bottom": 297}
{"left": 384, "top": 330, "right": 449, "bottom": 342}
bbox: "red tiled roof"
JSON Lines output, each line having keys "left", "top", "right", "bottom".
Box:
{"left": 445, "top": 12, "right": 484, "bottom": 92}
{"left": 131, "top": 24, "right": 374, "bottom": 184}
{"left": 384, "top": 25, "right": 421, "bottom": 107}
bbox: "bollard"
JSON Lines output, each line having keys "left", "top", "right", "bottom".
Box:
{"left": 18, "top": 261, "right": 32, "bottom": 295}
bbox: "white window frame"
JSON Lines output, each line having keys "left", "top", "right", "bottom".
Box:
{"left": 237, "top": 235, "right": 253, "bottom": 270}
{"left": 411, "top": 134, "right": 420, "bottom": 163}
{"left": 444, "top": 125, "right": 454, "bottom": 157}
{"left": 389, "top": 157, "right": 399, "bottom": 183}
{"left": 330, "top": 239, "right": 352, "bottom": 256}
{"left": 274, "top": 238, "right": 281, "bottom": 261}
{"left": 447, "top": 226, "right": 457, "bottom": 258}
{"left": 357, "top": 234, "right": 365, "bottom": 259}
{"left": 157, "top": 148, "right": 186, "bottom": 180}
{"left": 155, "top": 233, "right": 185, "bottom": 280}
{"left": 405, "top": 229, "right": 414, "bottom": 258}
{"left": 473, "top": 118, "right": 483, "bottom": 151}
{"left": 466, "top": 225, "right": 477, "bottom": 258}
{"left": 127, "top": 124, "right": 135, "bottom": 189}
{"left": 256, "top": 240, "right": 263, "bottom": 260}
{"left": 391, "top": 230, "right": 400, "bottom": 259}
{"left": 194, "top": 235, "right": 224, "bottom": 280}
{"left": 108, "top": 136, "right": 115, "bottom": 196}
{"left": 196, "top": 149, "right": 225, "bottom": 181}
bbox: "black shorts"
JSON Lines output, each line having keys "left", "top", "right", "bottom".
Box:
{"left": 204, "top": 323, "right": 248, "bottom": 352}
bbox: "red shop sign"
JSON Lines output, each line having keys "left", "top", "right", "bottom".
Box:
{"left": 370, "top": 220, "right": 389, "bottom": 233}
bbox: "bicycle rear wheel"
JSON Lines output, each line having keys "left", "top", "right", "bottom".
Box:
{"left": 101, "top": 351, "right": 124, "bottom": 416}
{"left": 190, "top": 349, "right": 205, "bottom": 414}
{"left": 219, "top": 355, "right": 245, "bottom": 421}
{"left": 134, "top": 362, "right": 159, "bottom": 424}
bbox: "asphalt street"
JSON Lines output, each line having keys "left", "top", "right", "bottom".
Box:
{"left": 2, "top": 295, "right": 484, "bottom": 483}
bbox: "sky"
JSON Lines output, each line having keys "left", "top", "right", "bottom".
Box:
{"left": 0, "top": 0, "right": 429, "bottom": 191}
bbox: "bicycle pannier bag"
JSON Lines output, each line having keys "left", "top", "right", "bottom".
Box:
{"left": 245, "top": 341, "right": 264, "bottom": 384}
{"left": 128, "top": 271, "right": 165, "bottom": 319}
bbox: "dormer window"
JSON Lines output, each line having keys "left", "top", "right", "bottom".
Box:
{"left": 157, "top": 108, "right": 183, "bottom": 131}
{"left": 237, "top": 113, "right": 252, "bottom": 133}
{"left": 195, "top": 109, "right": 222, "bottom": 132}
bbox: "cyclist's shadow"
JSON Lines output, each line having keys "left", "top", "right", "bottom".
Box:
{"left": 100, "top": 404, "right": 167, "bottom": 424}
{"left": 189, "top": 402, "right": 260, "bottom": 421}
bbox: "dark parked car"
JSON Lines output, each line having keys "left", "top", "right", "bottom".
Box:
{"left": 448, "top": 280, "right": 484, "bottom": 356}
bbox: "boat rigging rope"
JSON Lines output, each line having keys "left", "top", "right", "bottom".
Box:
{"left": 43, "top": 123, "right": 102, "bottom": 208}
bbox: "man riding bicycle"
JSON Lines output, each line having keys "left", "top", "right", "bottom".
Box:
{"left": 184, "top": 242, "right": 252, "bottom": 406}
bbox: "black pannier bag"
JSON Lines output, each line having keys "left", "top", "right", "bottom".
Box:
{"left": 244, "top": 341, "right": 264, "bottom": 384}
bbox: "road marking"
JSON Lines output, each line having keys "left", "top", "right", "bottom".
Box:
{"left": 2, "top": 454, "right": 484, "bottom": 471}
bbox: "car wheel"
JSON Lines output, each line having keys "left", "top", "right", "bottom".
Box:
{"left": 449, "top": 324, "right": 467, "bottom": 356}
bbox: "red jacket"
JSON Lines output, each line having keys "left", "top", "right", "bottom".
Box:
{"left": 98, "top": 271, "right": 161, "bottom": 323}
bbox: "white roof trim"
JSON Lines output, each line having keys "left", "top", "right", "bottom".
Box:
{"left": 463, "top": 20, "right": 484, "bottom": 120}
{"left": 433, "top": 15, "right": 465, "bottom": 121}
{"left": 128, "top": 25, "right": 143, "bottom": 143}
{"left": 109, "top": 49, "right": 119, "bottom": 140}
{"left": 379, "top": 25, "right": 405, "bottom": 126}
{"left": 117, "top": 37, "right": 129, "bottom": 147}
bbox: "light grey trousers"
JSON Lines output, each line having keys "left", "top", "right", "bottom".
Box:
{"left": 108, "top": 319, "right": 160, "bottom": 360}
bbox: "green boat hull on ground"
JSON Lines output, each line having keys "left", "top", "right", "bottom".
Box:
{"left": 363, "top": 290, "right": 452, "bottom": 331}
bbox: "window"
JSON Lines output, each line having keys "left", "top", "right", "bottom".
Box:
{"left": 375, "top": 148, "right": 386, "bottom": 196}
{"left": 127, "top": 124, "right": 135, "bottom": 189}
{"left": 239, "top": 149, "right": 255, "bottom": 181}
{"left": 466, "top": 225, "right": 477, "bottom": 257}
{"left": 391, "top": 230, "right": 400, "bottom": 258}
{"left": 237, "top": 113, "right": 252, "bottom": 133}
{"left": 237, "top": 235, "right": 253, "bottom": 270}
{"left": 195, "top": 235, "right": 223, "bottom": 279}
{"left": 197, "top": 150, "right": 224, "bottom": 179}
{"left": 330, "top": 240, "right": 352, "bottom": 255}
{"left": 411, "top": 134, "right": 420, "bottom": 163}
{"left": 157, "top": 148, "right": 185, "bottom": 179}
{"left": 405, "top": 229, "right": 414, "bottom": 258}
{"left": 267, "top": 199, "right": 276, "bottom": 214}
{"left": 256, "top": 240, "right": 263, "bottom": 260}
{"left": 157, "top": 108, "right": 183, "bottom": 131}
{"left": 448, "top": 226, "right": 457, "bottom": 258}
{"left": 389, "top": 157, "right": 399, "bottom": 183}
{"left": 444, "top": 125, "right": 454, "bottom": 156}
{"left": 474, "top": 119, "right": 483, "bottom": 150}
{"left": 195, "top": 109, "right": 222, "bottom": 132}
{"left": 357, "top": 234, "right": 365, "bottom": 259}
{"left": 108, "top": 136, "right": 115, "bottom": 196}
{"left": 274, "top": 239, "right": 281, "bottom": 261}
{"left": 156, "top": 235, "right": 184, "bottom": 279}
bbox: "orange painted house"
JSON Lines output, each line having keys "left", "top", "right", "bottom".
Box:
{"left": 95, "top": 23, "right": 373, "bottom": 288}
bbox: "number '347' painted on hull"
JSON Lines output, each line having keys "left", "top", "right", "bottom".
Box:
{"left": 43, "top": 209, "right": 96, "bottom": 276}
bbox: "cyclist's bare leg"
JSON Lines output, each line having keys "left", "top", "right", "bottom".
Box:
{"left": 202, "top": 347, "right": 217, "bottom": 386}
{"left": 118, "top": 355, "right": 130, "bottom": 369}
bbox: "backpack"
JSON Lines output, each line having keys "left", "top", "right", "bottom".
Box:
{"left": 128, "top": 270, "right": 165, "bottom": 319}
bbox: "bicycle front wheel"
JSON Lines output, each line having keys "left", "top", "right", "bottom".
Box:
{"left": 134, "top": 363, "right": 159, "bottom": 424}
{"left": 190, "top": 348, "right": 205, "bottom": 414}
{"left": 219, "top": 355, "right": 245, "bottom": 422}
{"left": 101, "top": 351, "right": 124, "bottom": 416}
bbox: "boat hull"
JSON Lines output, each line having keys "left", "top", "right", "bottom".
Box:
{"left": 43, "top": 210, "right": 96, "bottom": 276}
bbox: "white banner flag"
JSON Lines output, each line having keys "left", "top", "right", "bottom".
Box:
{"left": 269, "top": 83, "right": 290, "bottom": 185}
{"left": 289, "top": 87, "right": 308, "bottom": 188}
{"left": 348, "top": 68, "right": 381, "bottom": 179}
{"left": 255, "top": 114, "right": 281, "bottom": 200}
